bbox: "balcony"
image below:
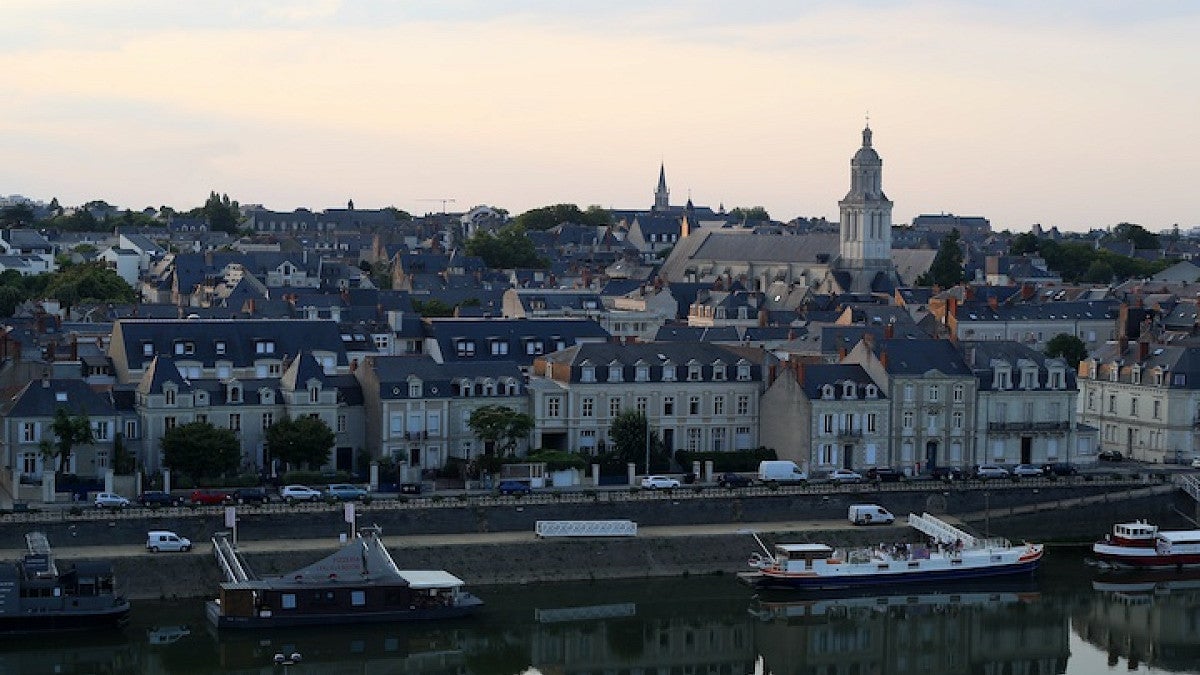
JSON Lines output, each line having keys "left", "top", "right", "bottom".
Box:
{"left": 987, "top": 421, "right": 1070, "bottom": 433}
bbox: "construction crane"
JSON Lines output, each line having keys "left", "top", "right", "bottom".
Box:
{"left": 418, "top": 198, "right": 456, "bottom": 214}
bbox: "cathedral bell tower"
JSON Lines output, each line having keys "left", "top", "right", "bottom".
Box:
{"left": 838, "top": 125, "right": 893, "bottom": 272}
{"left": 653, "top": 163, "right": 670, "bottom": 211}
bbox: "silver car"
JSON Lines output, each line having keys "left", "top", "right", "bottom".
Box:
{"left": 974, "top": 464, "right": 1010, "bottom": 479}
{"left": 640, "top": 475, "right": 680, "bottom": 489}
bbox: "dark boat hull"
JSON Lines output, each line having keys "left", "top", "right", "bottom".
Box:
{"left": 0, "top": 604, "right": 131, "bottom": 633}
{"left": 750, "top": 559, "right": 1041, "bottom": 591}
{"left": 206, "top": 599, "right": 482, "bottom": 629}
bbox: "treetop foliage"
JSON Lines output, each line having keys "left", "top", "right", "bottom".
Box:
{"left": 464, "top": 224, "right": 548, "bottom": 269}
{"left": 917, "top": 228, "right": 965, "bottom": 288}
{"left": 512, "top": 204, "right": 611, "bottom": 231}
{"left": 728, "top": 206, "right": 771, "bottom": 223}
{"left": 1008, "top": 233, "right": 1172, "bottom": 283}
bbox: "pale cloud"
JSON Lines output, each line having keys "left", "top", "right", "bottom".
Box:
{"left": 0, "top": 2, "right": 1197, "bottom": 229}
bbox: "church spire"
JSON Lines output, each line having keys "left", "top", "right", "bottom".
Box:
{"left": 654, "top": 163, "right": 670, "bottom": 211}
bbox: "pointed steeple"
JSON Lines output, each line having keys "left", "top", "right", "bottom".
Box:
{"left": 653, "top": 163, "right": 670, "bottom": 211}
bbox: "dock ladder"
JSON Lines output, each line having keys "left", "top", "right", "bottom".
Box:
{"left": 907, "top": 512, "right": 978, "bottom": 548}
{"left": 211, "top": 532, "right": 253, "bottom": 583}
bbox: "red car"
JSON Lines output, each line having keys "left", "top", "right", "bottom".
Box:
{"left": 190, "top": 489, "right": 232, "bottom": 506}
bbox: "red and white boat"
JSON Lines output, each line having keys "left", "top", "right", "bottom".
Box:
{"left": 1092, "top": 521, "right": 1200, "bottom": 569}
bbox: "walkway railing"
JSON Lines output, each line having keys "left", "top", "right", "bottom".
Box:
{"left": 1179, "top": 473, "right": 1200, "bottom": 504}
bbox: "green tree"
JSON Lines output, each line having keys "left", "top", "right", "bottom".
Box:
{"left": 608, "top": 410, "right": 664, "bottom": 472}
{"left": 265, "top": 415, "right": 335, "bottom": 470}
{"left": 465, "top": 224, "right": 547, "bottom": 269}
{"left": 728, "top": 206, "right": 771, "bottom": 223}
{"left": 1083, "top": 260, "right": 1115, "bottom": 284}
{"left": 42, "top": 261, "right": 136, "bottom": 309}
{"left": 1008, "top": 232, "right": 1040, "bottom": 255}
{"left": 411, "top": 298, "right": 456, "bottom": 317}
{"left": 513, "top": 204, "right": 610, "bottom": 231}
{"left": 1108, "top": 222, "right": 1159, "bottom": 250}
{"left": 917, "top": 228, "right": 965, "bottom": 287}
{"left": 161, "top": 421, "right": 241, "bottom": 480}
{"left": 187, "top": 191, "right": 241, "bottom": 234}
{"left": 1045, "top": 333, "right": 1088, "bottom": 369}
{"left": 467, "top": 405, "right": 534, "bottom": 456}
{"left": 111, "top": 432, "right": 136, "bottom": 475}
{"left": 0, "top": 203, "right": 36, "bottom": 227}
{"left": 382, "top": 206, "right": 413, "bottom": 221}
{"left": 0, "top": 286, "right": 23, "bottom": 317}
{"left": 41, "top": 408, "right": 95, "bottom": 479}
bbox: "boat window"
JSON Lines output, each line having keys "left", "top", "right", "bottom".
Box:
{"left": 281, "top": 593, "right": 297, "bottom": 610}
{"left": 351, "top": 590, "right": 366, "bottom": 606}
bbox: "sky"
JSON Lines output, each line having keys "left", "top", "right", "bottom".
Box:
{"left": 1, "top": 1, "right": 1197, "bottom": 232}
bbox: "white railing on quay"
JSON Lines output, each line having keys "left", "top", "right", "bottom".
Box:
{"left": 535, "top": 520, "right": 637, "bottom": 538}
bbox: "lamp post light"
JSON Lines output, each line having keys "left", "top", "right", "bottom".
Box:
{"left": 644, "top": 416, "right": 651, "bottom": 476}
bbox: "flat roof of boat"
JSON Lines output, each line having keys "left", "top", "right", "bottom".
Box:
{"left": 398, "top": 570, "right": 467, "bottom": 588}
{"left": 1157, "top": 530, "right": 1200, "bottom": 543}
{"left": 775, "top": 543, "right": 834, "bottom": 553}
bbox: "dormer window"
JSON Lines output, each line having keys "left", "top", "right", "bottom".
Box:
{"left": 1048, "top": 369, "right": 1065, "bottom": 389}
{"left": 174, "top": 341, "right": 194, "bottom": 356}
{"left": 456, "top": 340, "right": 475, "bottom": 358}
{"left": 408, "top": 379, "right": 422, "bottom": 398}
{"left": 822, "top": 384, "right": 835, "bottom": 400}
{"left": 1020, "top": 368, "right": 1038, "bottom": 389}
{"left": 309, "top": 385, "right": 320, "bottom": 403}
{"left": 712, "top": 362, "right": 727, "bottom": 381}
{"left": 927, "top": 385, "right": 939, "bottom": 402}
{"left": 1152, "top": 369, "right": 1164, "bottom": 386}
{"left": 687, "top": 362, "right": 702, "bottom": 382}
{"left": 228, "top": 385, "right": 241, "bottom": 404}
{"left": 55, "top": 391, "right": 67, "bottom": 403}
{"left": 164, "top": 387, "right": 177, "bottom": 406}
{"left": 1131, "top": 366, "right": 1142, "bottom": 386}
{"left": 215, "top": 341, "right": 226, "bottom": 356}
{"left": 483, "top": 379, "right": 496, "bottom": 396}
{"left": 256, "top": 340, "right": 275, "bottom": 355}
{"left": 843, "top": 382, "right": 856, "bottom": 399}
{"left": 635, "top": 363, "right": 650, "bottom": 382}
{"left": 1109, "top": 364, "right": 1119, "bottom": 382}
{"left": 490, "top": 340, "right": 509, "bottom": 356}
{"left": 142, "top": 342, "right": 154, "bottom": 357}
{"left": 580, "top": 363, "right": 596, "bottom": 383}
{"left": 608, "top": 364, "right": 623, "bottom": 382}
{"left": 662, "top": 363, "right": 676, "bottom": 382}
{"left": 865, "top": 384, "right": 878, "bottom": 399}
{"left": 737, "top": 363, "right": 751, "bottom": 381}
{"left": 525, "top": 340, "right": 544, "bottom": 356}
{"left": 260, "top": 388, "right": 274, "bottom": 404}
{"left": 994, "top": 367, "right": 1011, "bottom": 390}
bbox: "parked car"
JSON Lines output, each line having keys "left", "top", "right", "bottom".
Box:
{"left": 190, "top": 489, "right": 233, "bottom": 506}
{"left": 717, "top": 472, "right": 752, "bottom": 488}
{"left": 94, "top": 492, "right": 130, "bottom": 509}
{"left": 1042, "top": 462, "right": 1080, "bottom": 476}
{"left": 398, "top": 482, "right": 423, "bottom": 495}
{"left": 640, "top": 475, "right": 681, "bottom": 489}
{"left": 973, "top": 464, "right": 1010, "bottom": 479}
{"left": 137, "top": 491, "right": 180, "bottom": 507}
{"left": 497, "top": 480, "right": 532, "bottom": 496}
{"left": 280, "top": 485, "right": 322, "bottom": 503}
{"left": 326, "top": 484, "right": 368, "bottom": 501}
{"left": 826, "top": 469, "right": 864, "bottom": 483}
{"left": 865, "top": 466, "right": 905, "bottom": 483}
{"left": 231, "top": 487, "right": 272, "bottom": 504}
{"left": 1099, "top": 450, "right": 1124, "bottom": 462}
{"left": 1193, "top": 457, "right": 1200, "bottom": 469}
{"left": 146, "top": 530, "right": 191, "bottom": 553}
{"left": 929, "top": 466, "right": 965, "bottom": 481}
{"left": 1011, "top": 464, "right": 1044, "bottom": 478}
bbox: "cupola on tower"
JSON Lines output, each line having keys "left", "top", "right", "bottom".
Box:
{"left": 838, "top": 125, "right": 893, "bottom": 273}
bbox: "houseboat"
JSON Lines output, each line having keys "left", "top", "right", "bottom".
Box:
{"left": 742, "top": 512, "right": 1043, "bottom": 591}
{"left": 0, "top": 532, "right": 130, "bottom": 632}
{"left": 206, "top": 526, "right": 483, "bottom": 629}
{"left": 1091, "top": 521, "right": 1200, "bottom": 569}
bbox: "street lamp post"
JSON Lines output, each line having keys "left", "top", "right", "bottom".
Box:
{"left": 274, "top": 652, "right": 302, "bottom": 674}
{"left": 984, "top": 490, "right": 991, "bottom": 538}
{"left": 644, "top": 416, "right": 651, "bottom": 475}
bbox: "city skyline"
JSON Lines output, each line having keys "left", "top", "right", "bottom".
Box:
{"left": 1, "top": 1, "right": 1196, "bottom": 231}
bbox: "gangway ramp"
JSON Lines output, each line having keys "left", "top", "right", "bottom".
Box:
{"left": 907, "top": 512, "right": 978, "bottom": 548}
{"left": 211, "top": 532, "right": 253, "bottom": 583}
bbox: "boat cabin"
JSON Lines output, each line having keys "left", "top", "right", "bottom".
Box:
{"left": 773, "top": 544, "right": 834, "bottom": 570}
{"left": 1111, "top": 522, "right": 1158, "bottom": 545}
{"left": 1156, "top": 530, "right": 1200, "bottom": 555}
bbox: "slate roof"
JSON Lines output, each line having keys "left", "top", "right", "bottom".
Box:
{"left": 136, "top": 355, "right": 187, "bottom": 395}
{"left": 959, "top": 340, "right": 1076, "bottom": 391}
{"left": 3, "top": 378, "right": 118, "bottom": 418}
{"left": 364, "top": 355, "right": 524, "bottom": 398}
{"left": 280, "top": 352, "right": 328, "bottom": 391}
{"left": 870, "top": 338, "right": 973, "bottom": 376}
{"left": 689, "top": 232, "right": 838, "bottom": 263}
{"left": 112, "top": 319, "right": 350, "bottom": 369}
{"left": 954, "top": 300, "right": 1118, "bottom": 322}
{"left": 653, "top": 326, "right": 741, "bottom": 343}
{"left": 424, "top": 318, "right": 610, "bottom": 366}
{"left": 799, "top": 364, "right": 886, "bottom": 401}
{"left": 541, "top": 342, "right": 762, "bottom": 384}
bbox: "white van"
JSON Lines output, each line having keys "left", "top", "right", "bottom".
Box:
{"left": 146, "top": 530, "right": 192, "bottom": 553}
{"left": 757, "top": 460, "right": 808, "bottom": 485}
{"left": 848, "top": 504, "right": 896, "bottom": 526}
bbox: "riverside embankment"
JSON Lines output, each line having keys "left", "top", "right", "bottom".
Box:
{"left": 1, "top": 479, "right": 1193, "bottom": 600}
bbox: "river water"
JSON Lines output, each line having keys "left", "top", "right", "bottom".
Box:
{"left": 2, "top": 552, "right": 1197, "bottom": 675}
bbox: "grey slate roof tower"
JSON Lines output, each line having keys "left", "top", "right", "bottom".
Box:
{"left": 836, "top": 125, "right": 900, "bottom": 293}
{"left": 654, "top": 163, "right": 670, "bottom": 211}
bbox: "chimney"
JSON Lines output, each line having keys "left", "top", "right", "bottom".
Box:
{"left": 1138, "top": 340, "right": 1149, "bottom": 362}
{"left": 838, "top": 346, "right": 848, "bottom": 361}
{"left": 70, "top": 335, "right": 77, "bottom": 361}
{"left": 350, "top": 358, "right": 358, "bottom": 372}
{"left": 880, "top": 350, "right": 889, "bottom": 370}
{"left": 794, "top": 360, "right": 805, "bottom": 386}
{"left": 964, "top": 284, "right": 976, "bottom": 301}
{"left": 988, "top": 296, "right": 999, "bottom": 311}
{"left": 768, "top": 364, "right": 777, "bottom": 385}
{"left": 884, "top": 323, "right": 894, "bottom": 339}
{"left": 1021, "top": 283, "right": 1035, "bottom": 300}
{"left": 947, "top": 296, "right": 959, "bottom": 323}
{"left": 758, "top": 308, "right": 768, "bottom": 327}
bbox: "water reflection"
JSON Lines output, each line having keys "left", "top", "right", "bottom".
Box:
{"left": 1074, "top": 569, "right": 1200, "bottom": 672}
{"left": 2, "top": 556, "right": 1200, "bottom": 675}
